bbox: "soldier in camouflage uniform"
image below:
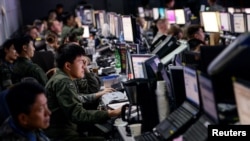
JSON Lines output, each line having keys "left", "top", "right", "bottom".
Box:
{"left": 0, "top": 39, "right": 18, "bottom": 91}
{"left": 0, "top": 82, "right": 51, "bottom": 141}
{"left": 45, "top": 43, "right": 121, "bottom": 141}
{"left": 12, "top": 36, "right": 48, "bottom": 86}
{"left": 75, "top": 56, "right": 101, "bottom": 94}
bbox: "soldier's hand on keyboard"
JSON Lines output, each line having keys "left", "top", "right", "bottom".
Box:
{"left": 101, "top": 88, "right": 115, "bottom": 95}
{"left": 107, "top": 107, "right": 122, "bottom": 117}
{"left": 95, "top": 88, "right": 115, "bottom": 98}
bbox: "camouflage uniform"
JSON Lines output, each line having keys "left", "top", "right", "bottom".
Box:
{"left": 0, "top": 117, "right": 50, "bottom": 141}
{"left": 0, "top": 59, "right": 14, "bottom": 91}
{"left": 61, "top": 26, "right": 84, "bottom": 45}
{"left": 74, "top": 72, "right": 101, "bottom": 94}
{"left": 12, "top": 57, "right": 48, "bottom": 86}
{"left": 45, "top": 69, "right": 109, "bottom": 141}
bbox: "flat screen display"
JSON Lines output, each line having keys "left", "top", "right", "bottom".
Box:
{"left": 201, "top": 12, "right": 220, "bottom": 32}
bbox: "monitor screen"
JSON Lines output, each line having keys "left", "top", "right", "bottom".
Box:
{"left": 228, "top": 7, "right": 234, "bottom": 14}
{"left": 233, "top": 13, "right": 246, "bottom": 33}
{"left": 168, "top": 65, "right": 186, "bottom": 108}
{"left": 82, "top": 25, "right": 90, "bottom": 38}
{"left": 201, "top": 12, "right": 220, "bottom": 32}
{"left": 166, "top": 10, "right": 176, "bottom": 24}
{"left": 114, "top": 15, "right": 122, "bottom": 38}
{"left": 175, "top": 9, "right": 186, "bottom": 25}
{"left": 245, "top": 8, "right": 250, "bottom": 14}
{"left": 220, "top": 12, "right": 231, "bottom": 31}
{"left": 131, "top": 54, "right": 152, "bottom": 79}
{"left": 183, "top": 66, "right": 200, "bottom": 106}
{"left": 108, "top": 12, "right": 116, "bottom": 36}
{"left": 247, "top": 14, "right": 250, "bottom": 32}
{"left": 99, "top": 11, "right": 106, "bottom": 28}
{"left": 94, "top": 11, "right": 100, "bottom": 28}
{"left": 158, "top": 7, "right": 165, "bottom": 19}
{"left": 138, "top": 7, "right": 145, "bottom": 18}
{"left": 121, "top": 16, "right": 134, "bottom": 42}
{"left": 144, "top": 55, "right": 172, "bottom": 98}
{"left": 198, "top": 72, "right": 219, "bottom": 124}
{"left": 127, "top": 43, "right": 139, "bottom": 54}
{"left": 83, "top": 9, "right": 93, "bottom": 24}
{"left": 233, "top": 78, "right": 250, "bottom": 124}
{"left": 153, "top": 8, "right": 159, "bottom": 20}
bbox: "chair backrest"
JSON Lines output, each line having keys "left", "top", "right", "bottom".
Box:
{"left": 0, "top": 89, "right": 10, "bottom": 125}
{"left": 31, "top": 51, "right": 55, "bottom": 73}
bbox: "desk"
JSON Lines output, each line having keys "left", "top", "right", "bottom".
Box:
{"left": 117, "top": 126, "right": 135, "bottom": 141}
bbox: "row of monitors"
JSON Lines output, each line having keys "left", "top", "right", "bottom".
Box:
{"left": 76, "top": 7, "right": 139, "bottom": 43}
{"left": 201, "top": 11, "right": 250, "bottom": 33}
{"left": 138, "top": 7, "right": 192, "bottom": 25}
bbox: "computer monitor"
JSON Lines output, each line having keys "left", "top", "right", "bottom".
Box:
{"left": 138, "top": 7, "right": 145, "bottom": 18}
{"left": 175, "top": 9, "right": 186, "bottom": 25}
{"left": 233, "top": 13, "right": 247, "bottom": 33}
{"left": 121, "top": 15, "right": 137, "bottom": 43}
{"left": 228, "top": 7, "right": 234, "bottom": 14}
{"left": 201, "top": 12, "right": 220, "bottom": 32}
{"left": 151, "top": 35, "right": 179, "bottom": 59}
{"left": 127, "top": 43, "right": 139, "bottom": 54}
{"left": 208, "top": 33, "right": 250, "bottom": 104}
{"left": 184, "top": 7, "right": 192, "bottom": 23}
{"left": 143, "top": 55, "right": 172, "bottom": 96}
{"left": 99, "top": 10, "right": 107, "bottom": 28}
{"left": 94, "top": 10, "right": 106, "bottom": 29}
{"left": 82, "top": 25, "right": 90, "bottom": 38}
{"left": 158, "top": 7, "right": 166, "bottom": 19}
{"left": 114, "top": 15, "right": 122, "bottom": 38}
{"left": 219, "top": 12, "right": 232, "bottom": 32}
{"left": 199, "top": 45, "right": 226, "bottom": 74}
{"left": 166, "top": 10, "right": 176, "bottom": 24}
{"left": 198, "top": 71, "right": 219, "bottom": 124}
{"left": 153, "top": 8, "right": 159, "bottom": 20}
{"left": 183, "top": 66, "right": 200, "bottom": 106}
{"left": 245, "top": 8, "right": 250, "bottom": 14}
{"left": 247, "top": 14, "right": 250, "bottom": 32}
{"left": 144, "top": 55, "right": 175, "bottom": 111}
{"left": 144, "top": 8, "right": 153, "bottom": 20}
{"left": 168, "top": 65, "right": 186, "bottom": 108}
{"left": 108, "top": 12, "right": 116, "bottom": 36}
{"left": 130, "top": 54, "right": 153, "bottom": 79}
{"left": 83, "top": 9, "right": 93, "bottom": 24}
{"left": 75, "top": 5, "right": 84, "bottom": 24}
{"left": 233, "top": 78, "right": 250, "bottom": 124}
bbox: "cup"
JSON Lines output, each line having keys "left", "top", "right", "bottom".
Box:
{"left": 128, "top": 123, "right": 142, "bottom": 137}
{"left": 91, "top": 62, "right": 99, "bottom": 75}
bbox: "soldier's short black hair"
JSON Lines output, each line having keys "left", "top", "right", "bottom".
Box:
{"left": 6, "top": 82, "right": 45, "bottom": 122}
{"left": 56, "top": 43, "right": 85, "bottom": 69}
{"left": 0, "top": 38, "right": 16, "bottom": 59}
{"left": 14, "top": 35, "right": 33, "bottom": 54}
{"left": 186, "top": 24, "right": 203, "bottom": 39}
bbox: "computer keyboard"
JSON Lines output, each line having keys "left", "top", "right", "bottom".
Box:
{"left": 134, "top": 132, "right": 159, "bottom": 141}
{"left": 101, "top": 91, "right": 128, "bottom": 106}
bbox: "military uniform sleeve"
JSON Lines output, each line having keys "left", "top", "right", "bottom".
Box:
{"left": 55, "top": 79, "right": 109, "bottom": 124}
{"left": 30, "top": 65, "right": 48, "bottom": 86}
{"left": 77, "top": 93, "right": 97, "bottom": 103}
{"left": 75, "top": 72, "right": 101, "bottom": 94}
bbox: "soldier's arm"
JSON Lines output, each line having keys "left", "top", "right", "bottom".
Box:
{"left": 56, "top": 79, "right": 110, "bottom": 124}
{"left": 77, "top": 87, "right": 115, "bottom": 103}
{"left": 30, "top": 65, "right": 48, "bottom": 86}
{"left": 75, "top": 72, "right": 101, "bottom": 94}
